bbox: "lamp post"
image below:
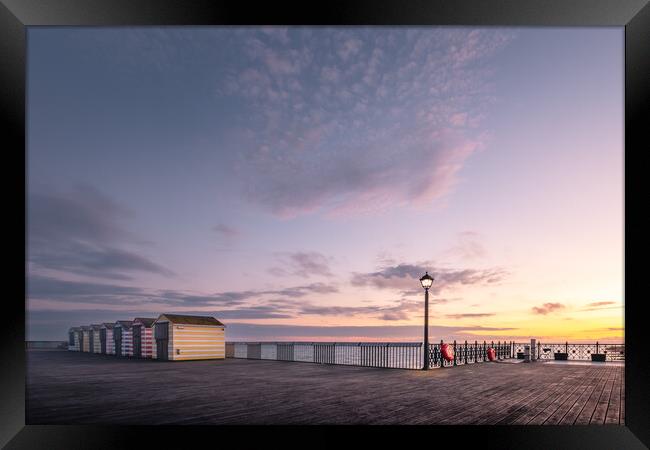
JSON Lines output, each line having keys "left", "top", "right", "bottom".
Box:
{"left": 420, "top": 271, "right": 434, "bottom": 370}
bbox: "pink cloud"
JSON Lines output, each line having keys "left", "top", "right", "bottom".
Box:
{"left": 215, "top": 29, "right": 512, "bottom": 218}
{"left": 531, "top": 302, "right": 566, "bottom": 315}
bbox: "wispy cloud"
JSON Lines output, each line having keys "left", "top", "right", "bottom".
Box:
{"left": 28, "top": 185, "right": 174, "bottom": 280}
{"left": 266, "top": 282, "right": 339, "bottom": 298}
{"left": 212, "top": 223, "right": 240, "bottom": 238}
{"left": 215, "top": 28, "right": 514, "bottom": 217}
{"left": 268, "top": 251, "right": 333, "bottom": 278}
{"left": 446, "top": 313, "right": 495, "bottom": 319}
{"left": 445, "top": 231, "right": 487, "bottom": 260}
{"left": 580, "top": 301, "right": 621, "bottom": 311}
{"left": 28, "top": 275, "right": 145, "bottom": 303}
{"left": 582, "top": 327, "right": 624, "bottom": 332}
{"left": 28, "top": 275, "right": 338, "bottom": 313}
{"left": 350, "top": 261, "right": 507, "bottom": 294}
{"left": 586, "top": 301, "right": 616, "bottom": 307}
{"left": 298, "top": 298, "right": 422, "bottom": 322}
{"left": 531, "top": 302, "right": 566, "bottom": 315}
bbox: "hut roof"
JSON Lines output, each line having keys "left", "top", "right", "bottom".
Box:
{"left": 114, "top": 320, "right": 134, "bottom": 329}
{"left": 133, "top": 317, "right": 156, "bottom": 327}
{"left": 80, "top": 326, "right": 91, "bottom": 331}
{"left": 69, "top": 327, "right": 81, "bottom": 332}
{"left": 91, "top": 324, "right": 102, "bottom": 330}
{"left": 101, "top": 323, "right": 115, "bottom": 329}
{"left": 157, "top": 314, "right": 225, "bottom": 327}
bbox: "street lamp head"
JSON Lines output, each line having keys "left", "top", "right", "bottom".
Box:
{"left": 419, "top": 271, "right": 434, "bottom": 290}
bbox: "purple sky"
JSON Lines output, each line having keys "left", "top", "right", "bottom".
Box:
{"left": 27, "top": 27, "right": 623, "bottom": 342}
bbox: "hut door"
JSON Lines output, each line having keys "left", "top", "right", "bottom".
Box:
{"left": 114, "top": 327, "right": 122, "bottom": 356}
{"left": 156, "top": 339, "right": 168, "bottom": 360}
{"left": 154, "top": 323, "right": 169, "bottom": 360}
{"left": 100, "top": 329, "right": 107, "bottom": 353}
{"left": 89, "top": 332, "right": 94, "bottom": 353}
{"left": 133, "top": 325, "right": 142, "bottom": 357}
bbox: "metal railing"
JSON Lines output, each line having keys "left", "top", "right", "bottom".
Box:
{"left": 226, "top": 341, "right": 519, "bottom": 370}
{"left": 534, "top": 342, "right": 625, "bottom": 361}
{"left": 427, "top": 340, "right": 515, "bottom": 368}
{"left": 226, "top": 340, "right": 625, "bottom": 369}
{"left": 227, "top": 342, "right": 423, "bottom": 369}
{"left": 26, "top": 341, "right": 68, "bottom": 350}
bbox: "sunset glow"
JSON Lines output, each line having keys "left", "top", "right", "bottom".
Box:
{"left": 27, "top": 27, "right": 623, "bottom": 343}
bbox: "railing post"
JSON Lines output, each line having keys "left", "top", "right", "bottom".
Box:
{"left": 385, "top": 343, "right": 389, "bottom": 368}
{"left": 483, "top": 341, "right": 486, "bottom": 361}
{"left": 440, "top": 339, "right": 444, "bottom": 368}
{"left": 453, "top": 340, "right": 457, "bottom": 366}
{"left": 565, "top": 341, "right": 569, "bottom": 355}
{"left": 465, "top": 340, "right": 468, "bottom": 364}
{"left": 596, "top": 341, "right": 599, "bottom": 354}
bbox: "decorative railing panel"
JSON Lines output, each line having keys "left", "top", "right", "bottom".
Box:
{"left": 537, "top": 343, "right": 625, "bottom": 361}
{"left": 428, "top": 341, "right": 514, "bottom": 368}
{"left": 225, "top": 340, "right": 623, "bottom": 370}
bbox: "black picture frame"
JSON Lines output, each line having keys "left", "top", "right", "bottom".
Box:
{"left": 2, "top": 0, "right": 648, "bottom": 448}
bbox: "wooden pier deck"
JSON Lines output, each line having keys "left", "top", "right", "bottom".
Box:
{"left": 26, "top": 350, "right": 624, "bottom": 425}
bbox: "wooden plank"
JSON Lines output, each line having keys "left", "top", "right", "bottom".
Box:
{"left": 529, "top": 366, "right": 598, "bottom": 425}
{"left": 574, "top": 366, "right": 614, "bottom": 424}
{"left": 442, "top": 371, "right": 539, "bottom": 424}
{"left": 25, "top": 350, "right": 625, "bottom": 425}
{"left": 558, "top": 365, "right": 611, "bottom": 425}
{"left": 604, "top": 366, "right": 622, "bottom": 424}
{"left": 620, "top": 368, "right": 625, "bottom": 423}
{"left": 510, "top": 372, "right": 579, "bottom": 425}
{"left": 590, "top": 367, "right": 617, "bottom": 424}
{"left": 544, "top": 366, "right": 605, "bottom": 425}
{"left": 495, "top": 366, "right": 587, "bottom": 425}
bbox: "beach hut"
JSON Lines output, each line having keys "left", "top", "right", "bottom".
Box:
{"left": 68, "top": 327, "right": 81, "bottom": 351}
{"left": 80, "top": 326, "right": 91, "bottom": 352}
{"left": 91, "top": 324, "right": 102, "bottom": 353}
{"left": 100, "top": 323, "right": 115, "bottom": 355}
{"left": 152, "top": 314, "right": 225, "bottom": 361}
{"left": 113, "top": 320, "right": 134, "bottom": 357}
{"left": 132, "top": 317, "right": 155, "bottom": 358}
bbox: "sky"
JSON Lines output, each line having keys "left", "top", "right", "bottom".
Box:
{"left": 26, "top": 27, "right": 623, "bottom": 343}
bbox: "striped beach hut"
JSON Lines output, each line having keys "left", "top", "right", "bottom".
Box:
{"left": 132, "top": 317, "right": 155, "bottom": 358}
{"left": 91, "top": 324, "right": 102, "bottom": 353}
{"left": 113, "top": 320, "right": 134, "bottom": 357}
{"left": 152, "top": 314, "right": 225, "bottom": 361}
{"left": 80, "top": 326, "right": 91, "bottom": 352}
{"left": 100, "top": 323, "right": 115, "bottom": 355}
{"left": 68, "top": 327, "right": 81, "bottom": 351}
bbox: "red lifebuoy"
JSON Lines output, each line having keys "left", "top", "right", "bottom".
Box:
{"left": 487, "top": 347, "right": 496, "bottom": 361}
{"left": 441, "top": 343, "right": 454, "bottom": 361}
